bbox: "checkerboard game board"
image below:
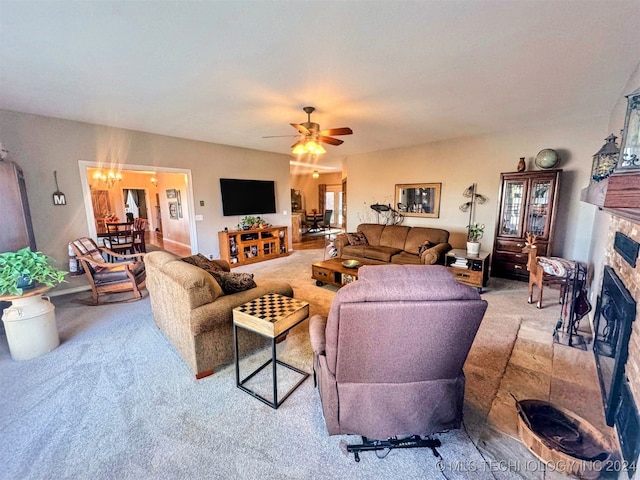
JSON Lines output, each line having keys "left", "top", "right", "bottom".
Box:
{"left": 233, "top": 293, "right": 309, "bottom": 337}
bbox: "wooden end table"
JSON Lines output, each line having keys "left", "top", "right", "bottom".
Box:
{"left": 232, "top": 293, "right": 310, "bottom": 409}
{"left": 445, "top": 249, "right": 491, "bottom": 292}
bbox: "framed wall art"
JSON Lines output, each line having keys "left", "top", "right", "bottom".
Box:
{"left": 166, "top": 188, "right": 177, "bottom": 199}
{"left": 176, "top": 190, "right": 183, "bottom": 218}
{"left": 169, "top": 201, "right": 179, "bottom": 220}
{"left": 395, "top": 183, "right": 442, "bottom": 218}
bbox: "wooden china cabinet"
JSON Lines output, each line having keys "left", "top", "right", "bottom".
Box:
{"left": 491, "top": 169, "right": 561, "bottom": 281}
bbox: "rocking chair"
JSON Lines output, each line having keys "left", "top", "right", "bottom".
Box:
{"left": 70, "top": 237, "right": 146, "bottom": 304}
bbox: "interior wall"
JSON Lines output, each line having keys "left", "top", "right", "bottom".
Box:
{"left": 0, "top": 109, "right": 292, "bottom": 266}
{"left": 344, "top": 117, "right": 607, "bottom": 261}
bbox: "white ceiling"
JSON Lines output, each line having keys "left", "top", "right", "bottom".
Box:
{"left": 1, "top": 1, "right": 639, "bottom": 174}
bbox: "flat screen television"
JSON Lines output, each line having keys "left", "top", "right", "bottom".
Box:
{"left": 220, "top": 178, "right": 277, "bottom": 216}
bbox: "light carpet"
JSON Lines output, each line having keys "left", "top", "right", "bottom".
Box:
{"left": 1, "top": 248, "right": 536, "bottom": 480}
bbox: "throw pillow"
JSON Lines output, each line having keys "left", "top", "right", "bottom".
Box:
{"left": 346, "top": 232, "right": 368, "bottom": 246}
{"left": 211, "top": 271, "right": 257, "bottom": 294}
{"left": 181, "top": 253, "right": 225, "bottom": 276}
{"left": 418, "top": 241, "right": 435, "bottom": 255}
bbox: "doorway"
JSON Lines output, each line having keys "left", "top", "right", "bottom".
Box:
{"left": 324, "top": 184, "right": 343, "bottom": 228}
{"left": 123, "top": 188, "right": 148, "bottom": 223}
{"left": 78, "top": 161, "right": 197, "bottom": 255}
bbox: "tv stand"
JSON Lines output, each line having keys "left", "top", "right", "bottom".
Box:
{"left": 219, "top": 226, "right": 289, "bottom": 267}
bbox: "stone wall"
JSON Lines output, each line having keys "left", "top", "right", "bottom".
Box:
{"left": 606, "top": 217, "right": 640, "bottom": 405}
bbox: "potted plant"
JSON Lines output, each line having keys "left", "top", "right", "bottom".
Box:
{"left": 466, "top": 222, "right": 485, "bottom": 255}
{"left": 0, "top": 247, "right": 67, "bottom": 296}
{"left": 237, "top": 216, "right": 271, "bottom": 230}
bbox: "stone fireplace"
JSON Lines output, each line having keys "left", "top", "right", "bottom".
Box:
{"left": 597, "top": 217, "right": 640, "bottom": 472}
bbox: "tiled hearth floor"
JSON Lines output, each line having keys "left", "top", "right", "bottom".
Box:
{"left": 470, "top": 283, "right": 619, "bottom": 480}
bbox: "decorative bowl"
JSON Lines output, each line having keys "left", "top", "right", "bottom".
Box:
{"left": 342, "top": 260, "right": 360, "bottom": 269}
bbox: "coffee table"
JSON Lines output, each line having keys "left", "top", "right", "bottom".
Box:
{"left": 232, "top": 293, "right": 310, "bottom": 409}
{"left": 311, "top": 257, "right": 378, "bottom": 288}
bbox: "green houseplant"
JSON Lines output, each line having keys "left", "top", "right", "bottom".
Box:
{"left": 0, "top": 247, "right": 67, "bottom": 296}
{"left": 466, "top": 222, "right": 485, "bottom": 255}
{"left": 467, "top": 222, "right": 485, "bottom": 242}
{"left": 237, "top": 216, "right": 271, "bottom": 230}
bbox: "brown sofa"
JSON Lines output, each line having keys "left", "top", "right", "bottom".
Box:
{"left": 334, "top": 223, "right": 451, "bottom": 265}
{"left": 144, "top": 250, "right": 293, "bottom": 379}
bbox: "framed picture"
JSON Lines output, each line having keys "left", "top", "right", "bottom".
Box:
{"left": 169, "top": 201, "right": 179, "bottom": 220}
{"left": 166, "top": 188, "right": 177, "bottom": 199}
{"left": 176, "top": 190, "right": 183, "bottom": 218}
{"left": 395, "top": 183, "right": 442, "bottom": 218}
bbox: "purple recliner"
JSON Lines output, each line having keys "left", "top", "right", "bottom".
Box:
{"left": 309, "top": 265, "right": 488, "bottom": 440}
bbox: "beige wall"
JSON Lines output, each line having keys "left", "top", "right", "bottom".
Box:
{"left": 344, "top": 118, "right": 606, "bottom": 260}
{"left": 0, "top": 110, "right": 292, "bottom": 266}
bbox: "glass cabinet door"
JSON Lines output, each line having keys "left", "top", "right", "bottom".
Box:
{"left": 498, "top": 180, "right": 526, "bottom": 236}
{"left": 526, "top": 179, "right": 553, "bottom": 238}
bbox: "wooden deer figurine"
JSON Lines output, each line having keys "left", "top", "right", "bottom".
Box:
{"left": 522, "top": 232, "right": 568, "bottom": 309}
{"left": 522, "top": 233, "right": 545, "bottom": 308}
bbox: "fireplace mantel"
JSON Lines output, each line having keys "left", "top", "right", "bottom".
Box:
{"left": 580, "top": 172, "right": 640, "bottom": 223}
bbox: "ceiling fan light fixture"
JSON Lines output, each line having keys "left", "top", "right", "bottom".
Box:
{"left": 282, "top": 106, "right": 351, "bottom": 155}
{"left": 292, "top": 139, "right": 326, "bottom": 155}
{"left": 292, "top": 143, "right": 307, "bottom": 155}
{"left": 305, "top": 140, "right": 326, "bottom": 155}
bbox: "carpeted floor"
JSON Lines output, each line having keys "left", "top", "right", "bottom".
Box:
{"left": 0, "top": 248, "right": 597, "bottom": 479}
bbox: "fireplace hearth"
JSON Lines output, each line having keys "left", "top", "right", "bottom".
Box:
{"left": 593, "top": 264, "right": 638, "bottom": 475}
{"left": 594, "top": 266, "right": 636, "bottom": 425}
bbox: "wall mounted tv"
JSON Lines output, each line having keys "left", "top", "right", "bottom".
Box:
{"left": 220, "top": 178, "right": 277, "bottom": 216}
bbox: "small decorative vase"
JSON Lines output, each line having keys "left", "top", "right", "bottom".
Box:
{"left": 466, "top": 242, "right": 480, "bottom": 255}
{"left": 517, "top": 157, "right": 526, "bottom": 172}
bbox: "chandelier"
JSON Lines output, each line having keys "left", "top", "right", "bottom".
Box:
{"left": 92, "top": 169, "right": 123, "bottom": 189}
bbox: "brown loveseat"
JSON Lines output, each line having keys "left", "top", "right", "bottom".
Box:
{"left": 334, "top": 223, "right": 451, "bottom": 265}
{"left": 144, "top": 250, "right": 293, "bottom": 379}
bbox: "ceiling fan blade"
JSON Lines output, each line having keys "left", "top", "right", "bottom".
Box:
{"left": 319, "top": 136, "right": 344, "bottom": 146}
{"left": 291, "top": 140, "right": 304, "bottom": 149}
{"left": 319, "top": 127, "right": 352, "bottom": 136}
{"left": 290, "top": 123, "right": 311, "bottom": 136}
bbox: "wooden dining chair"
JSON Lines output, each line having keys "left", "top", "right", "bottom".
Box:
{"left": 132, "top": 217, "right": 148, "bottom": 253}
{"left": 318, "top": 209, "right": 333, "bottom": 230}
{"left": 104, "top": 222, "right": 135, "bottom": 260}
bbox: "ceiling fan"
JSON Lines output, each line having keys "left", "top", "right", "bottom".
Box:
{"left": 263, "top": 106, "right": 353, "bottom": 154}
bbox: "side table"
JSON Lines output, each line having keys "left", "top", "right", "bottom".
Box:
{"left": 233, "top": 293, "right": 310, "bottom": 409}
{"left": 445, "top": 249, "right": 491, "bottom": 293}
{"left": 1, "top": 285, "right": 59, "bottom": 360}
